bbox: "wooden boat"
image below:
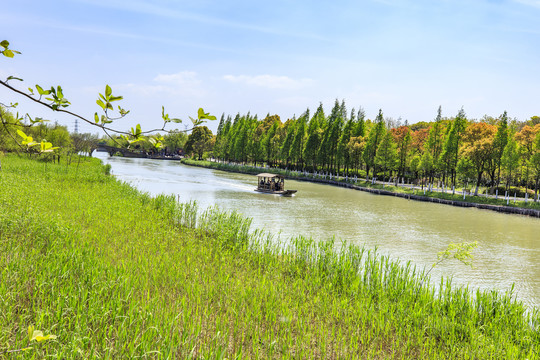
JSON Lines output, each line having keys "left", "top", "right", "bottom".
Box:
{"left": 255, "top": 173, "right": 297, "bottom": 196}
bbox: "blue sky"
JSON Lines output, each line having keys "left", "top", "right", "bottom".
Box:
{"left": 2, "top": 0, "right": 540, "bottom": 134}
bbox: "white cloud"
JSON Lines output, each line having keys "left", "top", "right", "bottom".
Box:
{"left": 154, "top": 71, "right": 201, "bottom": 87}
{"left": 223, "top": 74, "right": 312, "bottom": 90}
{"left": 100, "top": 71, "right": 205, "bottom": 99}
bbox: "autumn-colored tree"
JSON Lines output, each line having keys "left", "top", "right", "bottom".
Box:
{"left": 460, "top": 122, "right": 497, "bottom": 195}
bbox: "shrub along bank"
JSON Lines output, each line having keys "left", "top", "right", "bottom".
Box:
{"left": 1, "top": 154, "right": 539, "bottom": 359}
{"left": 182, "top": 158, "right": 540, "bottom": 217}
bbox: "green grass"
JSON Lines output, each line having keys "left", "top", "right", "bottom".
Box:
{"left": 184, "top": 159, "right": 540, "bottom": 212}
{"left": 1, "top": 154, "right": 539, "bottom": 358}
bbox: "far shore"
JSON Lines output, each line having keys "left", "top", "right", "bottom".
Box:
{"left": 181, "top": 158, "right": 540, "bottom": 219}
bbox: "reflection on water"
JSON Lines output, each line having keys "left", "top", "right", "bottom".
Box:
{"left": 95, "top": 153, "right": 540, "bottom": 309}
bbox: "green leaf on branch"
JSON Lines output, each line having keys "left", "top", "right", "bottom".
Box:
{"left": 162, "top": 106, "right": 170, "bottom": 122}
{"left": 28, "top": 116, "right": 47, "bottom": 124}
{"left": 17, "top": 129, "right": 28, "bottom": 141}
{"left": 7, "top": 76, "right": 23, "bottom": 81}
{"left": 96, "top": 99, "right": 106, "bottom": 110}
{"left": 109, "top": 95, "right": 123, "bottom": 102}
{"left": 131, "top": 124, "right": 142, "bottom": 137}
{"left": 17, "top": 130, "right": 38, "bottom": 147}
{"left": 2, "top": 49, "right": 14, "bottom": 58}
{"left": 189, "top": 116, "right": 201, "bottom": 127}
{"left": 0, "top": 40, "right": 20, "bottom": 58}
{"left": 40, "top": 140, "right": 59, "bottom": 153}
{"left": 35, "top": 85, "right": 51, "bottom": 96}
{"left": 101, "top": 115, "right": 112, "bottom": 124}
{"left": 118, "top": 106, "right": 129, "bottom": 116}
{"left": 97, "top": 85, "right": 121, "bottom": 112}
{"left": 190, "top": 107, "right": 216, "bottom": 127}
{"left": 149, "top": 136, "right": 164, "bottom": 150}
{"left": 197, "top": 107, "right": 217, "bottom": 121}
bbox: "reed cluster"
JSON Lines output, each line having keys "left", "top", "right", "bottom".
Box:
{"left": 1, "top": 154, "right": 538, "bottom": 358}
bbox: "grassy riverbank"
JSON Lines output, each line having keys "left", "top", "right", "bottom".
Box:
{"left": 182, "top": 158, "right": 540, "bottom": 215}
{"left": 1, "top": 154, "right": 539, "bottom": 358}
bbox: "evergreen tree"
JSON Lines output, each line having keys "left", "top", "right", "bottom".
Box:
{"left": 337, "top": 119, "right": 353, "bottom": 175}
{"left": 319, "top": 100, "right": 342, "bottom": 172}
{"left": 425, "top": 106, "right": 445, "bottom": 182}
{"left": 363, "top": 109, "right": 386, "bottom": 178}
{"left": 290, "top": 109, "right": 308, "bottom": 169}
{"left": 375, "top": 130, "right": 398, "bottom": 182}
{"left": 353, "top": 107, "right": 366, "bottom": 137}
{"left": 501, "top": 133, "right": 519, "bottom": 190}
{"left": 348, "top": 136, "right": 365, "bottom": 175}
{"left": 492, "top": 111, "right": 509, "bottom": 187}
{"left": 263, "top": 119, "right": 279, "bottom": 166}
{"left": 440, "top": 108, "right": 467, "bottom": 187}
{"left": 280, "top": 118, "right": 296, "bottom": 167}
{"left": 303, "top": 106, "right": 323, "bottom": 171}
{"left": 394, "top": 126, "right": 412, "bottom": 179}
{"left": 419, "top": 151, "right": 433, "bottom": 186}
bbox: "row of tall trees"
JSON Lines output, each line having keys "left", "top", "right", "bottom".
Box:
{"left": 211, "top": 100, "right": 540, "bottom": 199}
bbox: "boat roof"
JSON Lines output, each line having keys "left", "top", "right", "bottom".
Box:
{"left": 256, "top": 173, "right": 284, "bottom": 178}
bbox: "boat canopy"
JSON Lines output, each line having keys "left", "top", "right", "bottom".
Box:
{"left": 256, "top": 173, "right": 283, "bottom": 179}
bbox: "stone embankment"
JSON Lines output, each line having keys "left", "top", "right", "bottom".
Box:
{"left": 301, "top": 177, "right": 540, "bottom": 218}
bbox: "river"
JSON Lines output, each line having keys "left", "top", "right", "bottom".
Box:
{"left": 95, "top": 152, "right": 540, "bottom": 309}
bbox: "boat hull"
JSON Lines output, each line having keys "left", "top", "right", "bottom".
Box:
{"left": 255, "top": 188, "right": 297, "bottom": 196}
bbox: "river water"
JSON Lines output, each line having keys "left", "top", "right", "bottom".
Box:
{"left": 95, "top": 153, "right": 540, "bottom": 309}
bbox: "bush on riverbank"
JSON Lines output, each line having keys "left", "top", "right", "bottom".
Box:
{"left": 1, "top": 154, "right": 539, "bottom": 358}
{"left": 183, "top": 158, "right": 540, "bottom": 212}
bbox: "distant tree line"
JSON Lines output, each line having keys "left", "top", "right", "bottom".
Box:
{"left": 211, "top": 100, "right": 540, "bottom": 200}
{"left": 0, "top": 106, "right": 99, "bottom": 161}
